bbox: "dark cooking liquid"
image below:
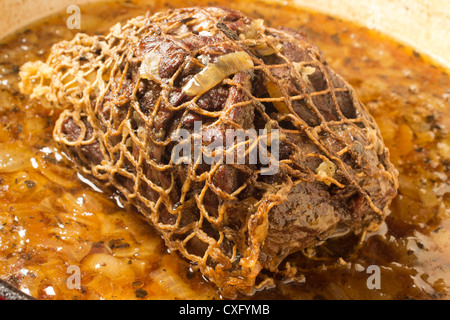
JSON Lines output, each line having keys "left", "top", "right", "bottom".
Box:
{"left": 0, "top": 0, "right": 448, "bottom": 300}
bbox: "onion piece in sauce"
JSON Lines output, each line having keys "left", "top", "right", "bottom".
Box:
{"left": 265, "top": 81, "right": 290, "bottom": 114}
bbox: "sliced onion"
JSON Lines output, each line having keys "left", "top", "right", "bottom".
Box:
{"left": 252, "top": 42, "right": 282, "bottom": 57}
{"left": 243, "top": 19, "right": 264, "bottom": 39}
{"left": 37, "top": 161, "right": 79, "bottom": 189}
{"left": 150, "top": 265, "right": 196, "bottom": 299}
{"left": 0, "top": 145, "right": 33, "bottom": 173}
{"left": 82, "top": 253, "right": 135, "bottom": 280}
{"left": 253, "top": 44, "right": 275, "bottom": 56}
{"left": 139, "top": 50, "right": 162, "bottom": 81}
{"left": 265, "top": 81, "right": 290, "bottom": 114}
{"left": 182, "top": 51, "right": 254, "bottom": 96}
{"left": 293, "top": 62, "right": 316, "bottom": 83}
{"left": 315, "top": 160, "right": 344, "bottom": 187}
{"left": 316, "top": 160, "right": 336, "bottom": 178}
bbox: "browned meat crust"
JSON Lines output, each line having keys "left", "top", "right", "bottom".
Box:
{"left": 19, "top": 7, "right": 398, "bottom": 297}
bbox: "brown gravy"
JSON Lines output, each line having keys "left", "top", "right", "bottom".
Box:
{"left": 0, "top": 0, "right": 449, "bottom": 300}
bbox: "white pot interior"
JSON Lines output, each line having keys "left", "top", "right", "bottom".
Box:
{"left": 0, "top": 0, "right": 449, "bottom": 68}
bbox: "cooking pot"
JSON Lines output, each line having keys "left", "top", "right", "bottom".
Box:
{"left": 1, "top": 0, "right": 449, "bottom": 67}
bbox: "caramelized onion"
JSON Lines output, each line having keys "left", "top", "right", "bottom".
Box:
{"left": 265, "top": 81, "right": 290, "bottom": 114}
{"left": 0, "top": 145, "right": 33, "bottom": 173}
{"left": 253, "top": 43, "right": 278, "bottom": 56}
{"left": 315, "top": 160, "right": 336, "bottom": 185}
{"left": 315, "top": 160, "right": 344, "bottom": 188}
{"left": 82, "top": 253, "right": 135, "bottom": 280}
{"left": 150, "top": 262, "right": 198, "bottom": 299}
{"left": 182, "top": 51, "right": 254, "bottom": 96}
{"left": 243, "top": 19, "right": 264, "bottom": 39}
{"left": 293, "top": 63, "right": 316, "bottom": 83}
{"left": 139, "top": 51, "right": 162, "bottom": 81}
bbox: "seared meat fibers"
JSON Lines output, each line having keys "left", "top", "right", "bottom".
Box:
{"left": 19, "top": 7, "right": 398, "bottom": 297}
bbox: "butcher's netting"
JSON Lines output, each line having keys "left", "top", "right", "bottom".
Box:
{"left": 19, "top": 7, "right": 398, "bottom": 297}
